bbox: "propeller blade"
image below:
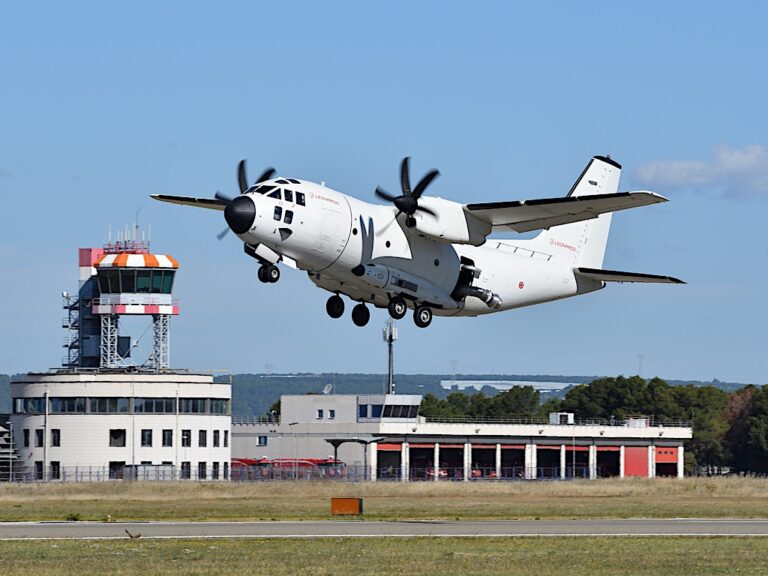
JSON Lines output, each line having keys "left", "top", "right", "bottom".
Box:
{"left": 400, "top": 156, "right": 411, "bottom": 196}
{"left": 214, "top": 191, "right": 233, "bottom": 203}
{"left": 237, "top": 160, "right": 248, "bottom": 194}
{"left": 375, "top": 187, "right": 399, "bottom": 203}
{"left": 412, "top": 169, "right": 439, "bottom": 199}
{"left": 256, "top": 167, "right": 276, "bottom": 183}
{"left": 216, "top": 227, "right": 230, "bottom": 241}
{"left": 415, "top": 204, "right": 437, "bottom": 217}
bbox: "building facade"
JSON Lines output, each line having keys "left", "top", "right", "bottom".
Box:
{"left": 233, "top": 394, "right": 692, "bottom": 480}
{"left": 10, "top": 371, "right": 231, "bottom": 481}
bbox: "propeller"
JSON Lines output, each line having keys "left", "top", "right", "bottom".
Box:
{"left": 217, "top": 160, "right": 276, "bottom": 239}
{"left": 375, "top": 157, "right": 439, "bottom": 228}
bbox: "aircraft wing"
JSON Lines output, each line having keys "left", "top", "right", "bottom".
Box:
{"left": 464, "top": 191, "right": 666, "bottom": 234}
{"left": 576, "top": 267, "right": 685, "bottom": 284}
{"left": 150, "top": 194, "right": 227, "bottom": 211}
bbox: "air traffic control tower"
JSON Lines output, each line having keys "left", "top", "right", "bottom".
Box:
{"left": 10, "top": 229, "right": 232, "bottom": 482}
{"left": 63, "top": 234, "right": 179, "bottom": 370}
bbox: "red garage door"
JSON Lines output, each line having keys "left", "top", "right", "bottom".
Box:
{"left": 625, "top": 446, "right": 648, "bottom": 477}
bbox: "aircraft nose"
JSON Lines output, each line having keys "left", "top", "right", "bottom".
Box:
{"left": 224, "top": 195, "right": 256, "bottom": 234}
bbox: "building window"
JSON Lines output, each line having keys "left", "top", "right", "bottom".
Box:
{"left": 162, "top": 429, "right": 173, "bottom": 447}
{"left": 35, "top": 429, "right": 44, "bottom": 448}
{"left": 34, "top": 461, "right": 43, "bottom": 480}
{"left": 109, "top": 462, "right": 126, "bottom": 480}
{"left": 358, "top": 404, "right": 368, "bottom": 418}
{"left": 109, "top": 429, "right": 126, "bottom": 447}
{"left": 316, "top": 409, "right": 324, "bottom": 419}
{"left": 371, "top": 404, "right": 383, "bottom": 418}
{"left": 199, "top": 430, "right": 207, "bottom": 448}
{"left": 329, "top": 409, "right": 335, "bottom": 420}
{"left": 179, "top": 398, "right": 207, "bottom": 414}
{"left": 49, "top": 397, "right": 86, "bottom": 413}
{"left": 50, "top": 461, "right": 60, "bottom": 480}
{"left": 141, "top": 429, "right": 153, "bottom": 447}
{"left": 213, "top": 430, "right": 220, "bottom": 447}
{"left": 51, "top": 429, "right": 61, "bottom": 447}
{"left": 223, "top": 462, "right": 229, "bottom": 480}
{"left": 23, "top": 429, "right": 29, "bottom": 448}
{"left": 210, "top": 399, "right": 229, "bottom": 414}
{"left": 181, "top": 429, "right": 191, "bottom": 447}
{"left": 181, "top": 461, "right": 191, "bottom": 480}
{"left": 257, "top": 436, "right": 268, "bottom": 446}
{"left": 135, "top": 398, "right": 175, "bottom": 413}
{"left": 89, "top": 397, "right": 129, "bottom": 413}
{"left": 198, "top": 462, "right": 207, "bottom": 480}
{"left": 224, "top": 431, "right": 229, "bottom": 448}
{"left": 212, "top": 462, "right": 220, "bottom": 480}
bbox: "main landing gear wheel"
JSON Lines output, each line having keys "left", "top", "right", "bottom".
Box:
{"left": 388, "top": 296, "right": 407, "bottom": 320}
{"left": 351, "top": 303, "right": 370, "bottom": 327}
{"left": 258, "top": 264, "right": 280, "bottom": 283}
{"left": 413, "top": 305, "right": 432, "bottom": 328}
{"left": 326, "top": 294, "right": 345, "bottom": 319}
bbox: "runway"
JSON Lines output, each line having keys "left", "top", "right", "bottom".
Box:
{"left": 2, "top": 519, "right": 768, "bottom": 540}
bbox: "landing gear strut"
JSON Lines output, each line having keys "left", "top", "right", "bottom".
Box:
{"left": 258, "top": 264, "right": 280, "bottom": 283}
{"left": 351, "top": 303, "right": 370, "bottom": 327}
{"left": 413, "top": 305, "right": 432, "bottom": 328}
{"left": 326, "top": 294, "right": 345, "bottom": 319}
{"left": 387, "top": 296, "right": 407, "bottom": 320}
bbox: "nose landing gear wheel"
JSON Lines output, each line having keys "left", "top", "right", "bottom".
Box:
{"left": 351, "top": 303, "right": 370, "bottom": 327}
{"left": 326, "top": 294, "right": 345, "bottom": 319}
{"left": 413, "top": 305, "right": 432, "bottom": 328}
{"left": 258, "top": 264, "right": 280, "bottom": 283}
{"left": 388, "top": 296, "right": 407, "bottom": 320}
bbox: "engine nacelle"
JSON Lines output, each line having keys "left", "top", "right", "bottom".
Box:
{"left": 410, "top": 197, "right": 491, "bottom": 246}
{"left": 352, "top": 263, "right": 457, "bottom": 309}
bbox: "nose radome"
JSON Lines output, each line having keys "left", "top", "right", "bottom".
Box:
{"left": 224, "top": 195, "right": 256, "bottom": 234}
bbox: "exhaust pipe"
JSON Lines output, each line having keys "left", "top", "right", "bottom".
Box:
{"left": 453, "top": 285, "right": 502, "bottom": 309}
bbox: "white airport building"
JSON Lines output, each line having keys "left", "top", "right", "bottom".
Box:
{"left": 6, "top": 234, "right": 232, "bottom": 481}
{"left": 232, "top": 393, "right": 692, "bottom": 481}
{"left": 10, "top": 371, "right": 231, "bottom": 481}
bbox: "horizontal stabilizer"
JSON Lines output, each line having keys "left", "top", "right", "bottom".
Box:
{"left": 576, "top": 267, "right": 685, "bottom": 284}
{"left": 150, "top": 194, "right": 227, "bottom": 211}
{"left": 465, "top": 191, "right": 666, "bottom": 234}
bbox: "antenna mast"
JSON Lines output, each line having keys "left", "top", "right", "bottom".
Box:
{"left": 382, "top": 318, "right": 397, "bottom": 394}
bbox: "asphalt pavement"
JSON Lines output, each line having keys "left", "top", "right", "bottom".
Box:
{"left": 1, "top": 519, "right": 768, "bottom": 540}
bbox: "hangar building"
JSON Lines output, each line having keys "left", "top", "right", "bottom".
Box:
{"left": 233, "top": 393, "right": 692, "bottom": 480}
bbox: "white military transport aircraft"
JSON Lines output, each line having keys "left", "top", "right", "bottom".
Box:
{"left": 152, "top": 155, "right": 683, "bottom": 328}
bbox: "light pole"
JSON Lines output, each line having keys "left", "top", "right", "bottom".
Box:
{"left": 288, "top": 422, "right": 298, "bottom": 480}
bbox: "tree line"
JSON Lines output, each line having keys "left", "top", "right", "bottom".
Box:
{"left": 419, "top": 376, "right": 768, "bottom": 474}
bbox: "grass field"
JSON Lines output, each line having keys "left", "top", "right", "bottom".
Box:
{"left": 1, "top": 477, "right": 768, "bottom": 522}
{"left": 2, "top": 537, "right": 768, "bottom": 575}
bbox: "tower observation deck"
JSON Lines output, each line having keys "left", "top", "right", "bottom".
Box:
{"left": 63, "top": 233, "right": 179, "bottom": 370}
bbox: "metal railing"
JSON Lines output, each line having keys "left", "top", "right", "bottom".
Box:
{"left": 422, "top": 416, "right": 692, "bottom": 428}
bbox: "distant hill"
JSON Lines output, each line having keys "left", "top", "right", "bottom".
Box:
{"left": 0, "top": 373, "right": 758, "bottom": 417}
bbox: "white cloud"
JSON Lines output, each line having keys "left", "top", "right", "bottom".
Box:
{"left": 634, "top": 145, "right": 768, "bottom": 199}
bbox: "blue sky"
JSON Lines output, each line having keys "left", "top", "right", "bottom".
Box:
{"left": 1, "top": 2, "right": 766, "bottom": 382}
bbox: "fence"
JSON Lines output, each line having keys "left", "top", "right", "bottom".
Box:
{"left": 2, "top": 464, "right": 596, "bottom": 483}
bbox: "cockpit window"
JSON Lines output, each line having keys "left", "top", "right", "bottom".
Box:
{"left": 283, "top": 189, "right": 294, "bottom": 203}
{"left": 275, "top": 179, "right": 289, "bottom": 185}
{"left": 274, "top": 206, "right": 282, "bottom": 221}
{"left": 268, "top": 189, "right": 281, "bottom": 199}
{"left": 287, "top": 178, "right": 300, "bottom": 184}
{"left": 255, "top": 185, "right": 276, "bottom": 195}
{"left": 296, "top": 192, "right": 306, "bottom": 206}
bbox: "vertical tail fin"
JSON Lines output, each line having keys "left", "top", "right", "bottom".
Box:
{"left": 532, "top": 155, "right": 621, "bottom": 268}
